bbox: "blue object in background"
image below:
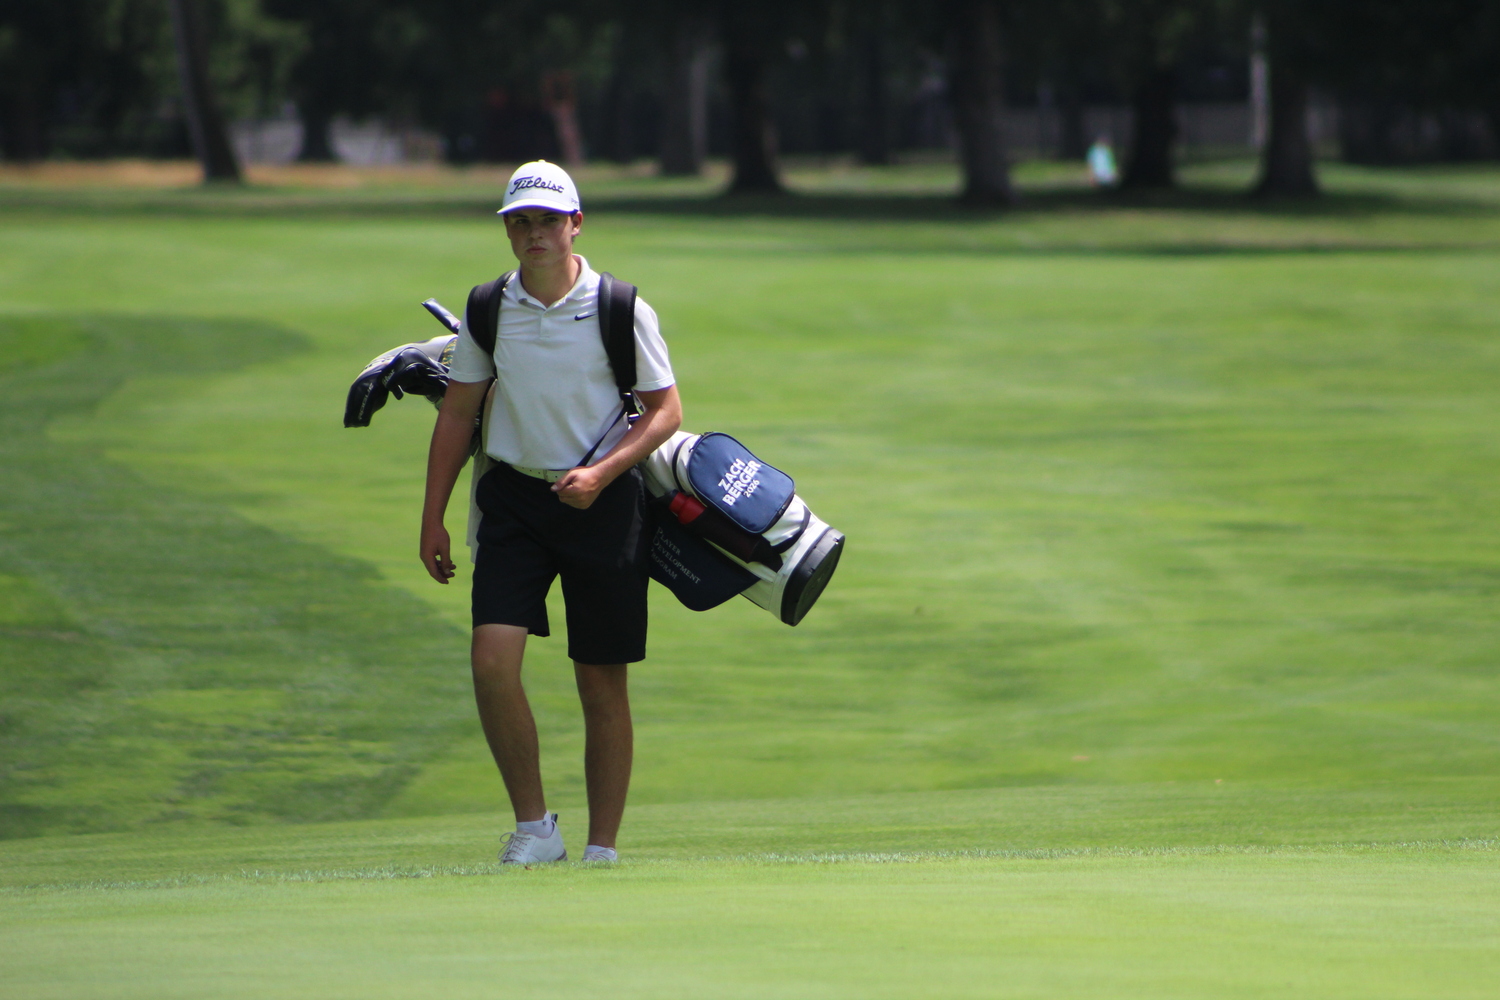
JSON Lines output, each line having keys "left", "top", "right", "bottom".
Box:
{"left": 1088, "top": 138, "right": 1118, "bottom": 186}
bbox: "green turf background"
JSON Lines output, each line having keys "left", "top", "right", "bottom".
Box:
{"left": 2, "top": 161, "right": 1498, "bottom": 997}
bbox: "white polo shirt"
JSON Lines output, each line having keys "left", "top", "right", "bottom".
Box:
{"left": 446, "top": 256, "right": 675, "bottom": 470}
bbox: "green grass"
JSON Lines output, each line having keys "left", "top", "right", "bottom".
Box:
{"left": 6, "top": 846, "right": 1498, "bottom": 999}
{"left": 2, "top": 161, "right": 1498, "bottom": 996}
{"left": 4, "top": 794, "right": 1498, "bottom": 998}
{"left": 0, "top": 315, "right": 477, "bottom": 836}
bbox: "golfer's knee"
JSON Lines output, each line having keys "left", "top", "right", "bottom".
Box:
{"left": 472, "top": 624, "right": 527, "bottom": 684}
{"left": 575, "top": 662, "right": 628, "bottom": 713}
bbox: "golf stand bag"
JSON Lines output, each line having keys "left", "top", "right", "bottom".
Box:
{"left": 343, "top": 297, "right": 844, "bottom": 627}
{"left": 639, "top": 432, "right": 843, "bottom": 626}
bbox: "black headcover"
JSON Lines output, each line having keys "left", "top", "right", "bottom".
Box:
{"left": 343, "top": 341, "right": 453, "bottom": 428}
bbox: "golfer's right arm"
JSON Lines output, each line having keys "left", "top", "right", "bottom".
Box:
{"left": 421, "top": 379, "right": 490, "bottom": 584}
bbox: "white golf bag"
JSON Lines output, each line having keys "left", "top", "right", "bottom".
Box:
{"left": 639, "top": 431, "right": 845, "bottom": 627}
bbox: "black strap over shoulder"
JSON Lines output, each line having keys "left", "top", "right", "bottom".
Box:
{"left": 464, "top": 269, "right": 515, "bottom": 358}
{"left": 597, "top": 271, "right": 638, "bottom": 393}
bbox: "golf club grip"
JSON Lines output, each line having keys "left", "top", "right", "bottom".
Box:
{"left": 421, "top": 298, "right": 462, "bottom": 334}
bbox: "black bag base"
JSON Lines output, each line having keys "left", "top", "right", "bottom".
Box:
{"left": 781, "top": 528, "right": 844, "bottom": 626}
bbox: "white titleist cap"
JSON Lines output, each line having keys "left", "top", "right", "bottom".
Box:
{"left": 498, "top": 160, "right": 581, "bottom": 215}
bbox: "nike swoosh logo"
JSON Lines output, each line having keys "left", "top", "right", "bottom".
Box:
{"left": 573, "top": 313, "right": 596, "bottom": 321}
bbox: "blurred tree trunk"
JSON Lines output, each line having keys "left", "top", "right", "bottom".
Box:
{"left": 1058, "top": 81, "right": 1087, "bottom": 160}
{"left": 297, "top": 103, "right": 336, "bottom": 162}
{"left": 0, "top": 84, "right": 46, "bottom": 163}
{"left": 857, "top": 11, "right": 890, "bottom": 166}
{"left": 1253, "top": 58, "right": 1318, "bottom": 197}
{"left": 542, "top": 71, "right": 584, "bottom": 167}
{"left": 947, "top": 0, "right": 1014, "bottom": 205}
{"left": 0, "top": 14, "right": 55, "bottom": 163}
{"left": 722, "top": 17, "right": 781, "bottom": 193}
{"left": 1122, "top": 66, "right": 1175, "bottom": 189}
{"left": 168, "top": 0, "right": 241, "bottom": 183}
{"left": 601, "top": 63, "right": 633, "bottom": 163}
{"left": 661, "top": 16, "right": 712, "bottom": 176}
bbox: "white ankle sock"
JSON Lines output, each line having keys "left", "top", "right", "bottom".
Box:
{"left": 516, "top": 814, "right": 554, "bottom": 838}
{"left": 583, "top": 845, "right": 617, "bottom": 861}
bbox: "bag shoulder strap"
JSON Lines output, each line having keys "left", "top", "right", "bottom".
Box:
{"left": 464, "top": 270, "right": 516, "bottom": 358}
{"left": 596, "top": 271, "right": 638, "bottom": 393}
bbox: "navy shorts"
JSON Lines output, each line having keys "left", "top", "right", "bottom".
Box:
{"left": 472, "top": 462, "right": 649, "bottom": 664}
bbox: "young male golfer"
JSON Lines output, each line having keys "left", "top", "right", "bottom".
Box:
{"left": 420, "top": 161, "right": 681, "bottom": 864}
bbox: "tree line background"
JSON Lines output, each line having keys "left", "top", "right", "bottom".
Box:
{"left": 1, "top": 0, "right": 1497, "bottom": 200}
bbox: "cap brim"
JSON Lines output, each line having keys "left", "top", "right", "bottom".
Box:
{"left": 497, "top": 198, "right": 580, "bottom": 215}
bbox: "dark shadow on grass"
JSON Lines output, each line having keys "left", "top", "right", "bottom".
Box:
{"left": 2, "top": 175, "right": 1496, "bottom": 224}
{"left": 586, "top": 185, "right": 1499, "bottom": 221}
{"left": 0, "top": 314, "right": 472, "bottom": 838}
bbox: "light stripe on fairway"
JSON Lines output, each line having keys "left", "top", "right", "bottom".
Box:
{"left": 4, "top": 849, "right": 1497, "bottom": 1000}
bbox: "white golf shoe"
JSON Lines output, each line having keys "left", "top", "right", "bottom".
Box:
{"left": 498, "top": 813, "right": 567, "bottom": 865}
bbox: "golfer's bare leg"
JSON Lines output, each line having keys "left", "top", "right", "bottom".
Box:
{"left": 471, "top": 624, "right": 546, "bottom": 823}
{"left": 574, "top": 662, "right": 633, "bottom": 849}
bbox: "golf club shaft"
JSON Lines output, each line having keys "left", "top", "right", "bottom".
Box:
{"left": 421, "top": 298, "right": 461, "bottom": 334}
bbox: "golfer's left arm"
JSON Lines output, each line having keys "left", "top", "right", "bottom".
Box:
{"left": 553, "top": 385, "right": 682, "bottom": 509}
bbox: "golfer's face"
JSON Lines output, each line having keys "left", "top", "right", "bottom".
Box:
{"left": 503, "top": 209, "right": 582, "bottom": 268}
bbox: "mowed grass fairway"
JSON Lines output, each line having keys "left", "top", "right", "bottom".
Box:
{"left": 2, "top": 162, "right": 1499, "bottom": 997}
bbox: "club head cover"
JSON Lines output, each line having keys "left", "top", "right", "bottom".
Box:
{"left": 344, "top": 343, "right": 452, "bottom": 428}
{"left": 387, "top": 348, "right": 449, "bottom": 401}
{"left": 345, "top": 366, "right": 392, "bottom": 428}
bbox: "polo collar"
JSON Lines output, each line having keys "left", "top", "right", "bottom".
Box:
{"left": 507, "top": 255, "right": 596, "bottom": 308}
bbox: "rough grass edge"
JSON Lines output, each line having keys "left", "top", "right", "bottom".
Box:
{"left": 7, "top": 837, "right": 1497, "bottom": 895}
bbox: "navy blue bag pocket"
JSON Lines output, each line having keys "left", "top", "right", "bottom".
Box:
{"left": 646, "top": 510, "right": 757, "bottom": 612}
{"left": 682, "top": 432, "right": 796, "bottom": 535}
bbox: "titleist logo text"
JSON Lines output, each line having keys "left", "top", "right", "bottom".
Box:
{"left": 509, "top": 176, "right": 567, "bottom": 196}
